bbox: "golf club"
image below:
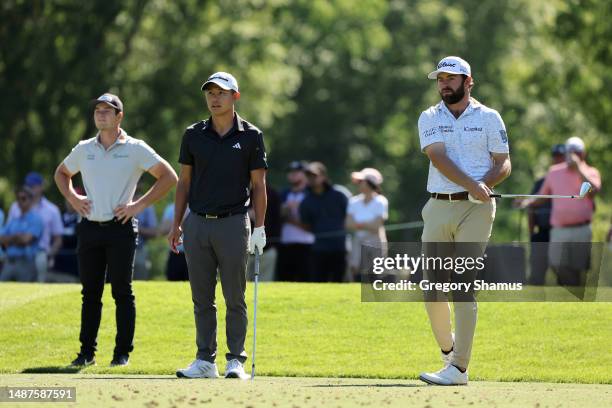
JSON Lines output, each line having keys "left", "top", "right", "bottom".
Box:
{"left": 469, "top": 181, "right": 591, "bottom": 203}
{"left": 251, "top": 250, "right": 260, "bottom": 380}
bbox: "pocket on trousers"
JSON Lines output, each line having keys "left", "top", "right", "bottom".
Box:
{"left": 489, "top": 200, "right": 497, "bottom": 222}
{"left": 421, "top": 199, "right": 431, "bottom": 221}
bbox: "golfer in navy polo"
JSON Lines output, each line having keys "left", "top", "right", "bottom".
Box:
{"left": 170, "top": 72, "right": 267, "bottom": 380}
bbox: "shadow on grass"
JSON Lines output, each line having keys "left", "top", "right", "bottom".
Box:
{"left": 309, "top": 383, "right": 426, "bottom": 388}
{"left": 22, "top": 366, "right": 82, "bottom": 374}
{"left": 80, "top": 377, "right": 177, "bottom": 380}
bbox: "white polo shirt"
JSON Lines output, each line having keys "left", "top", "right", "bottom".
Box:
{"left": 347, "top": 194, "right": 388, "bottom": 239}
{"left": 63, "top": 130, "right": 161, "bottom": 221}
{"left": 418, "top": 99, "right": 509, "bottom": 193}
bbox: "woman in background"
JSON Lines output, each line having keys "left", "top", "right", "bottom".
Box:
{"left": 345, "top": 168, "right": 388, "bottom": 282}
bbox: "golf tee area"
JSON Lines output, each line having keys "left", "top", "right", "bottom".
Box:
{"left": 1, "top": 282, "right": 610, "bottom": 407}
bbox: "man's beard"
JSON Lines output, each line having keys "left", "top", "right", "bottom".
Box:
{"left": 440, "top": 83, "right": 465, "bottom": 104}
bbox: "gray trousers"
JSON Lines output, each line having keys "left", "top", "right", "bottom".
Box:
{"left": 183, "top": 212, "right": 250, "bottom": 364}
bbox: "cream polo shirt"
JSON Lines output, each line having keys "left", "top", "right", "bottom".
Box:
{"left": 63, "top": 130, "right": 162, "bottom": 221}
{"left": 418, "top": 99, "right": 510, "bottom": 193}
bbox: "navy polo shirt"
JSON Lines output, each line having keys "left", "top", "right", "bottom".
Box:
{"left": 299, "top": 186, "right": 348, "bottom": 252}
{"left": 179, "top": 114, "right": 267, "bottom": 215}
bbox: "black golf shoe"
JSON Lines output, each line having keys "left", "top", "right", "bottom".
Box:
{"left": 110, "top": 354, "right": 129, "bottom": 367}
{"left": 70, "top": 353, "right": 96, "bottom": 367}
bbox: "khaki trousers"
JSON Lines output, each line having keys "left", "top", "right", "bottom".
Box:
{"left": 421, "top": 198, "right": 495, "bottom": 369}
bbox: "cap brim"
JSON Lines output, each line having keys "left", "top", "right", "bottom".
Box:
{"left": 90, "top": 99, "right": 121, "bottom": 110}
{"left": 351, "top": 171, "right": 365, "bottom": 180}
{"left": 201, "top": 79, "right": 233, "bottom": 91}
{"left": 427, "top": 69, "right": 461, "bottom": 79}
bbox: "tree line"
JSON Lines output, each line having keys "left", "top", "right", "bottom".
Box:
{"left": 1, "top": 0, "right": 610, "bottom": 240}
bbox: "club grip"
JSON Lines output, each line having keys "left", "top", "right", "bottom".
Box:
{"left": 490, "top": 194, "right": 502, "bottom": 198}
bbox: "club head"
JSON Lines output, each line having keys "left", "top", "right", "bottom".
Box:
{"left": 579, "top": 182, "right": 592, "bottom": 198}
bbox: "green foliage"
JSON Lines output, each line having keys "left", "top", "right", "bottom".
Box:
{"left": 0, "top": 0, "right": 610, "bottom": 238}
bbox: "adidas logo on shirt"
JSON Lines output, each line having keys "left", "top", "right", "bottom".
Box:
{"left": 232, "top": 143, "right": 241, "bottom": 149}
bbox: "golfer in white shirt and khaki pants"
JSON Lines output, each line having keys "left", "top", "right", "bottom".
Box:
{"left": 417, "top": 56, "right": 511, "bottom": 385}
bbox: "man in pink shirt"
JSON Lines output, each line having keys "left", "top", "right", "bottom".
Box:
{"left": 531, "top": 136, "right": 601, "bottom": 285}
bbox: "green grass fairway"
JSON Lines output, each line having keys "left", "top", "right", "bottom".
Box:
{"left": 0, "top": 282, "right": 611, "bottom": 385}
{"left": 1, "top": 375, "right": 611, "bottom": 408}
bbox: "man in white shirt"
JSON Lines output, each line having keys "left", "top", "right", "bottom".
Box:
{"left": 417, "top": 56, "right": 511, "bottom": 385}
{"left": 55, "top": 93, "right": 177, "bottom": 367}
{"left": 276, "top": 161, "right": 315, "bottom": 281}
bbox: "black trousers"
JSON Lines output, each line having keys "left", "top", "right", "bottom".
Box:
{"left": 77, "top": 218, "right": 138, "bottom": 357}
{"left": 310, "top": 250, "right": 346, "bottom": 282}
{"left": 276, "top": 243, "right": 312, "bottom": 282}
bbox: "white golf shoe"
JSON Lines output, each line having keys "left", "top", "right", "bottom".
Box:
{"left": 224, "top": 359, "right": 250, "bottom": 379}
{"left": 419, "top": 364, "right": 468, "bottom": 386}
{"left": 176, "top": 359, "right": 219, "bottom": 378}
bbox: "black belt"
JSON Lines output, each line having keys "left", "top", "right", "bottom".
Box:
{"left": 194, "top": 211, "right": 242, "bottom": 219}
{"left": 431, "top": 192, "right": 469, "bottom": 201}
{"left": 84, "top": 217, "right": 125, "bottom": 226}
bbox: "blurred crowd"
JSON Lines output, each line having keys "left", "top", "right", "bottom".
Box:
{"left": 519, "top": 137, "right": 606, "bottom": 286}
{"left": 1, "top": 137, "right": 610, "bottom": 285}
{"left": 0, "top": 161, "right": 391, "bottom": 283}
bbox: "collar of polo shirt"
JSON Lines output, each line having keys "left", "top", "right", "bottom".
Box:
{"left": 95, "top": 129, "right": 129, "bottom": 148}
{"left": 204, "top": 113, "right": 245, "bottom": 133}
{"left": 438, "top": 98, "right": 481, "bottom": 117}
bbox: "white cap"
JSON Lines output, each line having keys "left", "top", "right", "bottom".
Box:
{"left": 201, "top": 72, "right": 239, "bottom": 92}
{"left": 428, "top": 56, "right": 471, "bottom": 79}
{"left": 566, "top": 136, "right": 585, "bottom": 152}
{"left": 351, "top": 168, "right": 384, "bottom": 186}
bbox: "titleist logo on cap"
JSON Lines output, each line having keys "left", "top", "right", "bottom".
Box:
{"left": 438, "top": 62, "right": 457, "bottom": 69}
{"left": 210, "top": 75, "right": 230, "bottom": 82}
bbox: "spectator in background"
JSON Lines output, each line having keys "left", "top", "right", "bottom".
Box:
{"left": 606, "top": 217, "right": 612, "bottom": 287}
{"left": 527, "top": 136, "right": 601, "bottom": 286}
{"left": 524, "top": 144, "right": 566, "bottom": 285}
{"left": 0, "top": 186, "right": 44, "bottom": 282}
{"left": 300, "top": 162, "right": 348, "bottom": 282}
{"left": 276, "top": 161, "right": 315, "bottom": 282}
{"left": 7, "top": 171, "right": 63, "bottom": 282}
{"left": 159, "top": 202, "right": 189, "bottom": 281}
{"left": 133, "top": 188, "right": 158, "bottom": 280}
{"left": 346, "top": 168, "right": 388, "bottom": 282}
{"left": 0, "top": 198, "right": 5, "bottom": 270}
{"left": 247, "top": 183, "right": 281, "bottom": 281}
{"left": 0, "top": 198, "right": 5, "bottom": 227}
{"left": 50, "top": 188, "right": 82, "bottom": 281}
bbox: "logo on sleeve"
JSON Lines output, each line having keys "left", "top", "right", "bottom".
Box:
{"left": 423, "top": 128, "right": 437, "bottom": 138}
{"left": 499, "top": 130, "right": 508, "bottom": 144}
